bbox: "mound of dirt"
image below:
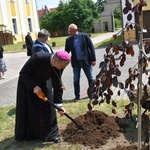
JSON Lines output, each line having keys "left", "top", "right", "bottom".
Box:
{"left": 61, "top": 110, "right": 121, "bottom": 148}
{"left": 61, "top": 110, "right": 149, "bottom": 149}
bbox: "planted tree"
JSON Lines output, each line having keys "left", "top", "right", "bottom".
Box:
{"left": 87, "top": 0, "right": 149, "bottom": 149}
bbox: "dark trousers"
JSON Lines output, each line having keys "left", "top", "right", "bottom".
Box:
{"left": 73, "top": 60, "right": 94, "bottom": 99}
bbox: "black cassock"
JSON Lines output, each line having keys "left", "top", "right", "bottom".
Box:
{"left": 15, "top": 52, "right": 63, "bottom": 141}
{"left": 25, "top": 35, "right": 33, "bottom": 56}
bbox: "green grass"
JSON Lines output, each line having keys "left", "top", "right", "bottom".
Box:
{"left": 3, "top": 32, "right": 118, "bottom": 53}
{"left": 0, "top": 99, "right": 148, "bottom": 150}
{"left": 3, "top": 42, "right": 25, "bottom": 53}
{"left": 48, "top": 36, "right": 67, "bottom": 48}
{"left": 95, "top": 36, "right": 123, "bottom": 48}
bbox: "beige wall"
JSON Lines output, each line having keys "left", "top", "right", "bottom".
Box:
{"left": 122, "top": 0, "right": 136, "bottom": 42}
{"left": 0, "top": 0, "right": 39, "bottom": 44}
{"left": 134, "top": 0, "right": 150, "bottom": 10}
{"left": 123, "top": 0, "right": 149, "bottom": 42}
{"left": 123, "top": 30, "right": 136, "bottom": 42}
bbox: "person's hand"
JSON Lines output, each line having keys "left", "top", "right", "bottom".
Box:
{"left": 58, "top": 107, "right": 65, "bottom": 116}
{"left": 33, "top": 86, "right": 47, "bottom": 101}
{"left": 91, "top": 61, "right": 96, "bottom": 66}
{"left": 33, "top": 86, "right": 42, "bottom": 94}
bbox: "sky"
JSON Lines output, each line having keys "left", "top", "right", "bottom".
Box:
{"left": 36, "top": 0, "right": 97, "bottom": 9}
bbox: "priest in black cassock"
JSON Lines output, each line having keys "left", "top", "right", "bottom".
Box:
{"left": 25, "top": 32, "right": 33, "bottom": 56}
{"left": 15, "top": 50, "right": 70, "bottom": 143}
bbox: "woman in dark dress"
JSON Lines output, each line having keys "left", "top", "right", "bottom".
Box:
{"left": 15, "top": 50, "right": 70, "bottom": 143}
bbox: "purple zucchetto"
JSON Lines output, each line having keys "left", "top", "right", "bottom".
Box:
{"left": 56, "top": 50, "right": 70, "bottom": 61}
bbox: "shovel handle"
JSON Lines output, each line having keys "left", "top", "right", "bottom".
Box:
{"left": 44, "top": 97, "right": 83, "bottom": 129}
{"left": 36, "top": 91, "right": 83, "bottom": 129}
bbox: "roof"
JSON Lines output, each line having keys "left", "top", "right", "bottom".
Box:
{"left": 37, "top": 6, "right": 57, "bottom": 20}
{"left": 37, "top": 6, "right": 50, "bottom": 19}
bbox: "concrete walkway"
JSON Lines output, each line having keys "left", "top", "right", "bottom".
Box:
{"left": 0, "top": 30, "right": 132, "bottom": 107}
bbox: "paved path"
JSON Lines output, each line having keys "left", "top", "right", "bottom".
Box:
{"left": 1, "top": 31, "right": 148, "bottom": 107}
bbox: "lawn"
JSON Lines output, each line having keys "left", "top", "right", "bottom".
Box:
{"left": 3, "top": 32, "right": 123, "bottom": 53}
{"left": 0, "top": 99, "right": 149, "bottom": 150}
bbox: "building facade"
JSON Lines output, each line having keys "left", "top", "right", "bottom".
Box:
{"left": 123, "top": 0, "right": 150, "bottom": 41}
{"left": 134, "top": 0, "right": 150, "bottom": 39}
{"left": 93, "top": 0, "right": 150, "bottom": 41}
{"left": 0, "top": 0, "right": 40, "bottom": 44}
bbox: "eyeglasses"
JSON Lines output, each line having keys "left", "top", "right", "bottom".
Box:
{"left": 68, "top": 30, "right": 75, "bottom": 33}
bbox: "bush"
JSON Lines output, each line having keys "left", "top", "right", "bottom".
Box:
{"left": 115, "top": 18, "right": 122, "bottom": 29}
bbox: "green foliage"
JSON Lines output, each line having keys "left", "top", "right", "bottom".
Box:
{"left": 40, "top": 12, "right": 61, "bottom": 31}
{"left": 40, "top": 0, "right": 99, "bottom": 35}
{"left": 115, "top": 18, "right": 122, "bottom": 28}
{"left": 114, "top": 7, "right": 122, "bottom": 29}
{"left": 114, "top": 7, "right": 121, "bottom": 18}
{"left": 95, "top": 0, "right": 107, "bottom": 13}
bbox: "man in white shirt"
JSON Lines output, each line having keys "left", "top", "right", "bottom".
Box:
{"left": 32, "top": 29, "right": 54, "bottom": 103}
{"left": 32, "top": 29, "right": 54, "bottom": 54}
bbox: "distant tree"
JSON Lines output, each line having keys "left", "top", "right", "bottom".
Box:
{"left": 61, "top": 0, "right": 99, "bottom": 32}
{"left": 114, "top": 7, "right": 121, "bottom": 18}
{"left": 114, "top": 7, "right": 122, "bottom": 28}
{"left": 95, "top": 0, "right": 107, "bottom": 13}
{"left": 40, "top": 12, "right": 57, "bottom": 31}
{"left": 40, "top": 0, "right": 99, "bottom": 35}
{"left": 85, "top": 0, "right": 99, "bottom": 19}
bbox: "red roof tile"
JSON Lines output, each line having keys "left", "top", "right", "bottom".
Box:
{"left": 37, "top": 6, "right": 50, "bottom": 19}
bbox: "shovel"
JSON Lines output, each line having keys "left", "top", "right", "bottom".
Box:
{"left": 36, "top": 91, "right": 83, "bottom": 130}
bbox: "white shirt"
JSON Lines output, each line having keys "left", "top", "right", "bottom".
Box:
{"left": 44, "top": 43, "right": 52, "bottom": 53}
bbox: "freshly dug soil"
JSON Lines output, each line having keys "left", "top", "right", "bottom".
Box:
{"left": 61, "top": 110, "right": 121, "bottom": 148}
{"left": 61, "top": 110, "right": 149, "bottom": 150}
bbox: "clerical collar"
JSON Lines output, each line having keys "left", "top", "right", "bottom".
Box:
{"left": 74, "top": 32, "right": 79, "bottom": 38}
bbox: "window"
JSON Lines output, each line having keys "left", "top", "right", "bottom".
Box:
{"left": 12, "top": 19, "right": 18, "bottom": 34}
{"left": 28, "top": 18, "right": 33, "bottom": 32}
{"left": 25, "top": 0, "right": 29, "bottom": 3}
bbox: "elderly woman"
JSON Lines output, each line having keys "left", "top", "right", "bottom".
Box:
{"left": 0, "top": 45, "right": 7, "bottom": 79}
